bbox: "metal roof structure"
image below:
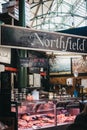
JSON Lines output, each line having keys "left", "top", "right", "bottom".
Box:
{"left": 0, "top": 0, "right": 87, "bottom": 32}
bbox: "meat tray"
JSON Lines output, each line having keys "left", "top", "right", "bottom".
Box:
{"left": 11, "top": 99, "right": 80, "bottom": 130}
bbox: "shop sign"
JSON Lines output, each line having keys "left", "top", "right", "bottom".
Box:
{"left": 0, "top": 24, "right": 87, "bottom": 53}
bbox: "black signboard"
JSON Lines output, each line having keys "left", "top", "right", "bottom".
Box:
{"left": 29, "top": 58, "right": 48, "bottom": 68}
{"left": 20, "top": 58, "right": 29, "bottom": 67}
{"left": 0, "top": 24, "right": 87, "bottom": 53}
{"left": 19, "top": 57, "right": 48, "bottom": 68}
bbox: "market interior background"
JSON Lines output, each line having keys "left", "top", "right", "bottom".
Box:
{"left": 0, "top": 0, "right": 87, "bottom": 95}
{"left": 1, "top": 0, "right": 87, "bottom": 31}
{"left": 0, "top": 0, "right": 87, "bottom": 130}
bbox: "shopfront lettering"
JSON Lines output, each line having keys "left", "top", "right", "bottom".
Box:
{"left": 1, "top": 25, "right": 87, "bottom": 53}
{"left": 33, "top": 33, "right": 85, "bottom": 52}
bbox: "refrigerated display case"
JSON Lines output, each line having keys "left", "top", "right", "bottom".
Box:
{"left": 11, "top": 98, "right": 80, "bottom": 130}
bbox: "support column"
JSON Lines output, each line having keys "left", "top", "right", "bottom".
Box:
{"left": 18, "top": 0, "right": 28, "bottom": 89}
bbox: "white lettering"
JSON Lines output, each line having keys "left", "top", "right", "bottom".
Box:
{"left": 76, "top": 38, "right": 80, "bottom": 50}
{"left": 28, "top": 33, "right": 86, "bottom": 52}
{"left": 60, "top": 36, "right": 65, "bottom": 49}
{"left": 56, "top": 39, "right": 59, "bottom": 48}
{"left": 65, "top": 37, "right": 72, "bottom": 50}
{"left": 72, "top": 42, "right": 77, "bottom": 50}
{"left": 50, "top": 40, "right": 55, "bottom": 48}
{"left": 79, "top": 39, "right": 85, "bottom": 51}
{"left": 34, "top": 33, "right": 44, "bottom": 46}
{"left": 45, "top": 39, "right": 51, "bottom": 47}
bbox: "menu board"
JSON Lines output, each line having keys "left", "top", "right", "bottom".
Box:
{"left": 19, "top": 57, "right": 48, "bottom": 73}
{"left": 20, "top": 58, "right": 29, "bottom": 67}
{"left": 29, "top": 58, "right": 48, "bottom": 68}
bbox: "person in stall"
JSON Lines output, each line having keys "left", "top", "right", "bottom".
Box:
{"left": 66, "top": 103, "right": 87, "bottom": 130}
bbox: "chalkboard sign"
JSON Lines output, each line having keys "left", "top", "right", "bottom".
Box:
{"left": 29, "top": 67, "right": 40, "bottom": 73}
{"left": 20, "top": 58, "right": 29, "bottom": 67}
{"left": 29, "top": 58, "right": 48, "bottom": 68}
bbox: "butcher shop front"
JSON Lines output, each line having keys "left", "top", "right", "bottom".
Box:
{"left": 0, "top": 24, "right": 87, "bottom": 130}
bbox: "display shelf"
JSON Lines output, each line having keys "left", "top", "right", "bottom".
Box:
{"left": 11, "top": 98, "right": 80, "bottom": 130}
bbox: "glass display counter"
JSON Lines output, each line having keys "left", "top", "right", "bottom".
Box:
{"left": 11, "top": 98, "right": 80, "bottom": 130}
